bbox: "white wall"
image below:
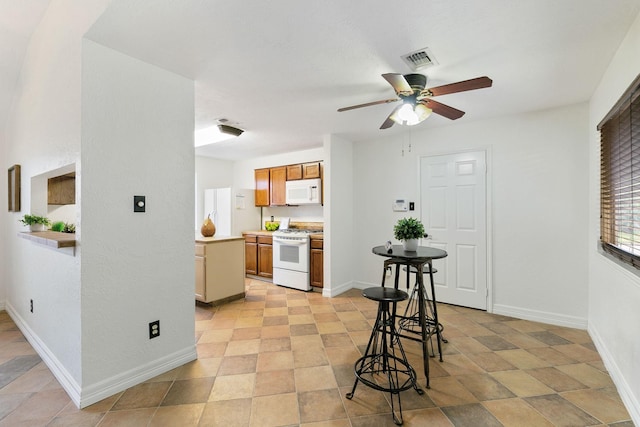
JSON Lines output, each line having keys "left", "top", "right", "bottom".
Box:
{"left": 588, "top": 11, "right": 640, "bottom": 423}
{"left": 352, "top": 103, "right": 590, "bottom": 328}
{"left": 0, "top": 0, "right": 197, "bottom": 407}
{"left": 324, "top": 135, "right": 354, "bottom": 297}
{"left": 80, "top": 39, "right": 196, "bottom": 406}
{"left": 1, "top": 0, "right": 110, "bottom": 391}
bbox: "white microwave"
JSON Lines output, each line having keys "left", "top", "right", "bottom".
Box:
{"left": 285, "top": 178, "right": 322, "bottom": 205}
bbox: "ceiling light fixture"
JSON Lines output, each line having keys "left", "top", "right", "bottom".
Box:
{"left": 194, "top": 121, "right": 244, "bottom": 147}
{"left": 217, "top": 124, "right": 244, "bottom": 137}
{"left": 391, "top": 102, "right": 432, "bottom": 126}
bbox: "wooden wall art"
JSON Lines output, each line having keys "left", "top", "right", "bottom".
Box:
{"left": 8, "top": 164, "right": 20, "bottom": 212}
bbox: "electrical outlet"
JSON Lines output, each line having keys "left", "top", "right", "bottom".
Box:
{"left": 30, "top": 299, "right": 33, "bottom": 313}
{"left": 149, "top": 320, "right": 160, "bottom": 339}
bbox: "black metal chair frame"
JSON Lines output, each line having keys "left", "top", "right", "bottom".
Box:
{"left": 380, "top": 257, "right": 446, "bottom": 389}
{"left": 346, "top": 287, "right": 423, "bottom": 425}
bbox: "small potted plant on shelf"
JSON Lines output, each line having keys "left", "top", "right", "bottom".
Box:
{"left": 394, "top": 217, "right": 425, "bottom": 252}
{"left": 19, "top": 214, "right": 51, "bottom": 232}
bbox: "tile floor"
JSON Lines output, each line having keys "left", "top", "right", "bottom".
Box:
{"left": 0, "top": 279, "right": 634, "bottom": 426}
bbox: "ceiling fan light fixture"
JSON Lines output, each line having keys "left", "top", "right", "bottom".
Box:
{"left": 414, "top": 103, "right": 432, "bottom": 122}
{"left": 392, "top": 102, "right": 432, "bottom": 126}
{"left": 397, "top": 103, "right": 416, "bottom": 122}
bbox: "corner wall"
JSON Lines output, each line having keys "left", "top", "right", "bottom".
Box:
{"left": 1, "top": 0, "right": 111, "bottom": 392}
{"left": 588, "top": 11, "right": 640, "bottom": 423}
{"left": 80, "top": 39, "right": 196, "bottom": 406}
{"left": 324, "top": 135, "right": 354, "bottom": 296}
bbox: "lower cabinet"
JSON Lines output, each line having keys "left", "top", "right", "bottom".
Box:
{"left": 195, "top": 238, "right": 246, "bottom": 304}
{"left": 310, "top": 237, "right": 323, "bottom": 288}
{"left": 244, "top": 234, "right": 273, "bottom": 278}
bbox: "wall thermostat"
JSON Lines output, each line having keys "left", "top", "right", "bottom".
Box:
{"left": 393, "top": 199, "right": 408, "bottom": 212}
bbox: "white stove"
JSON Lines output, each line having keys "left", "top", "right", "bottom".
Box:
{"left": 272, "top": 228, "right": 313, "bottom": 291}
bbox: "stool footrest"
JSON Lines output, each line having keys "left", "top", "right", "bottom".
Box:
{"left": 353, "top": 354, "right": 417, "bottom": 394}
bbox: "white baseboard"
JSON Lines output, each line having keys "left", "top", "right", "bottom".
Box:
{"left": 6, "top": 302, "right": 82, "bottom": 405}
{"left": 492, "top": 303, "right": 587, "bottom": 329}
{"left": 6, "top": 301, "right": 197, "bottom": 409}
{"left": 589, "top": 324, "right": 640, "bottom": 425}
{"left": 0, "top": 300, "right": 5, "bottom": 311}
{"left": 323, "top": 280, "right": 356, "bottom": 297}
{"left": 79, "top": 345, "right": 197, "bottom": 408}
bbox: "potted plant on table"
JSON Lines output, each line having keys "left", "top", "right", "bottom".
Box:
{"left": 19, "top": 214, "right": 51, "bottom": 232}
{"left": 394, "top": 217, "right": 425, "bottom": 252}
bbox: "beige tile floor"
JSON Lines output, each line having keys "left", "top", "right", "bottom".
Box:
{"left": 0, "top": 279, "right": 634, "bottom": 426}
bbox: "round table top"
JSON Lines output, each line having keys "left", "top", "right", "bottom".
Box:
{"left": 372, "top": 245, "right": 448, "bottom": 260}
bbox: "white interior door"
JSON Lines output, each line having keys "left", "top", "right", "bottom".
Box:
{"left": 420, "top": 151, "right": 487, "bottom": 310}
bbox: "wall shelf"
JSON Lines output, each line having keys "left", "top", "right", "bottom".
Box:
{"left": 18, "top": 231, "right": 76, "bottom": 248}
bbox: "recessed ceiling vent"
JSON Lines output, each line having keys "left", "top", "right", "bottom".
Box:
{"left": 402, "top": 47, "right": 438, "bottom": 71}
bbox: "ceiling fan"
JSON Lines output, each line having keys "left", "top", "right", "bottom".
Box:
{"left": 337, "top": 73, "right": 492, "bottom": 129}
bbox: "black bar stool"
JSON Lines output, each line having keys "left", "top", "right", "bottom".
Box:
{"left": 346, "top": 287, "right": 423, "bottom": 425}
{"left": 399, "top": 265, "right": 448, "bottom": 360}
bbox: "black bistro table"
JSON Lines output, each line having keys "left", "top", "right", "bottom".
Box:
{"left": 372, "top": 245, "right": 448, "bottom": 388}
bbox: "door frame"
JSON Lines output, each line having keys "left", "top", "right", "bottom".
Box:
{"left": 417, "top": 147, "right": 494, "bottom": 313}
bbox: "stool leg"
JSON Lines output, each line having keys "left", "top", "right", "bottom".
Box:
{"left": 346, "top": 299, "right": 384, "bottom": 399}
{"left": 416, "top": 274, "right": 430, "bottom": 389}
{"left": 427, "top": 266, "right": 444, "bottom": 362}
{"left": 347, "top": 296, "right": 422, "bottom": 425}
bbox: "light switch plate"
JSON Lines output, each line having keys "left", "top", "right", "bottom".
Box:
{"left": 134, "top": 195, "right": 146, "bottom": 212}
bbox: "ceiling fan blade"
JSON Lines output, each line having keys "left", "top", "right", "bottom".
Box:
{"left": 337, "top": 98, "right": 399, "bottom": 112}
{"left": 382, "top": 73, "right": 413, "bottom": 95}
{"left": 422, "top": 99, "right": 465, "bottom": 120}
{"left": 423, "top": 76, "right": 493, "bottom": 97}
{"left": 380, "top": 105, "right": 402, "bottom": 129}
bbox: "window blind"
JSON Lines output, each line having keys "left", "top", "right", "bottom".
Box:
{"left": 599, "top": 74, "right": 640, "bottom": 268}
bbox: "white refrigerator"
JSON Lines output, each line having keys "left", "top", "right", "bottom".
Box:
{"left": 203, "top": 188, "right": 260, "bottom": 236}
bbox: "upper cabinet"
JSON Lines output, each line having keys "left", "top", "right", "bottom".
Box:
{"left": 269, "top": 166, "right": 287, "bottom": 206}
{"left": 286, "top": 162, "right": 321, "bottom": 180}
{"left": 255, "top": 160, "right": 324, "bottom": 207}
{"left": 255, "top": 168, "right": 270, "bottom": 206}
{"left": 255, "top": 166, "right": 287, "bottom": 207}
{"left": 286, "top": 164, "right": 302, "bottom": 180}
{"left": 302, "top": 162, "right": 321, "bottom": 179}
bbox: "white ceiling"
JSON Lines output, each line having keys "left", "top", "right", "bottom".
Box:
{"left": 4, "top": 1, "right": 640, "bottom": 160}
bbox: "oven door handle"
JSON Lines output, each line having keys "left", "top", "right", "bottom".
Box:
{"left": 273, "top": 237, "right": 308, "bottom": 245}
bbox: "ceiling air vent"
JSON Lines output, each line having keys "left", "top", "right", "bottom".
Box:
{"left": 402, "top": 47, "right": 438, "bottom": 71}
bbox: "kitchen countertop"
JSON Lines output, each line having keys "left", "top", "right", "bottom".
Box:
{"left": 196, "top": 234, "right": 245, "bottom": 244}
{"left": 243, "top": 230, "right": 323, "bottom": 239}
{"left": 242, "top": 230, "right": 274, "bottom": 236}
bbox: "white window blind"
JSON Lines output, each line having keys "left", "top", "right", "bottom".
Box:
{"left": 599, "top": 74, "right": 640, "bottom": 268}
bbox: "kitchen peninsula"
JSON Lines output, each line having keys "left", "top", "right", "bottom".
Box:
{"left": 195, "top": 235, "right": 245, "bottom": 304}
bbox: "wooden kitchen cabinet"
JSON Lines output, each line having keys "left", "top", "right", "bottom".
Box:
{"left": 244, "top": 235, "right": 258, "bottom": 275}
{"left": 195, "top": 238, "right": 246, "bottom": 304}
{"left": 244, "top": 234, "right": 273, "bottom": 279}
{"left": 302, "top": 162, "right": 321, "bottom": 179}
{"left": 255, "top": 166, "right": 286, "bottom": 206}
{"left": 310, "top": 237, "right": 323, "bottom": 288}
{"left": 286, "top": 164, "right": 303, "bottom": 180}
{"left": 255, "top": 168, "right": 270, "bottom": 206}
{"left": 258, "top": 235, "right": 273, "bottom": 278}
{"left": 270, "top": 166, "right": 287, "bottom": 206}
